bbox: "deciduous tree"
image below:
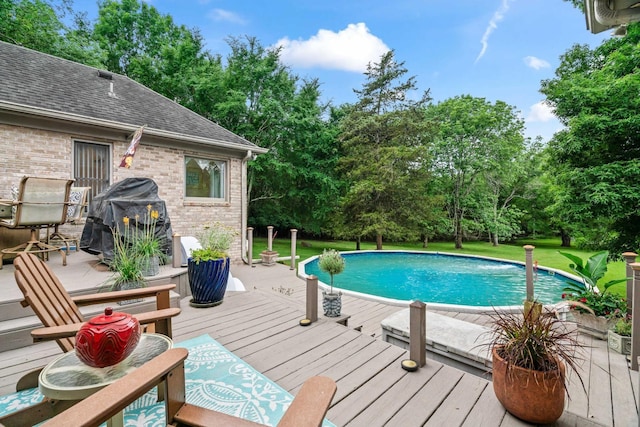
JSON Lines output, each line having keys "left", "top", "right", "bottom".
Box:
{"left": 426, "top": 95, "right": 525, "bottom": 249}
{"left": 540, "top": 24, "right": 640, "bottom": 253}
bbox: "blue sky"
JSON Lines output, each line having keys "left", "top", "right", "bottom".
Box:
{"left": 87, "top": 0, "right": 611, "bottom": 142}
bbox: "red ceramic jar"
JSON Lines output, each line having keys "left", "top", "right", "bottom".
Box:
{"left": 75, "top": 307, "right": 141, "bottom": 368}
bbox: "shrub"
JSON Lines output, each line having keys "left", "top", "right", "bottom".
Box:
{"left": 318, "top": 249, "right": 345, "bottom": 294}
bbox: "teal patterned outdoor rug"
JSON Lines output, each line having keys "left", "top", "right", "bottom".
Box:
{"left": 0, "top": 334, "right": 335, "bottom": 427}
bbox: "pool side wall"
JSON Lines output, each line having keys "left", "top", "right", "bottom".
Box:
{"left": 297, "top": 250, "right": 584, "bottom": 314}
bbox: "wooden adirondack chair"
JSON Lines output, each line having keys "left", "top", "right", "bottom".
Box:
{"left": 35, "top": 348, "right": 336, "bottom": 427}
{"left": 13, "top": 252, "right": 180, "bottom": 354}
{"left": 13, "top": 253, "right": 180, "bottom": 352}
{"left": 0, "top": 253, "right": 182, "bottom": 426}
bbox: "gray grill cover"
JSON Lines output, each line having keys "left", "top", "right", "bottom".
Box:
{"left": 80, "top": 178, "right": 173, "bottom": 262}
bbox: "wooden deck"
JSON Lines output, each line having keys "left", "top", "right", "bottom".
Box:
{"left": 0, "top": 260, "right": 638, "bottom": 426}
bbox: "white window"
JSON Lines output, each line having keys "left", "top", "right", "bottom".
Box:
{"left": 185, "top": 156, "right": 227, "bottom": 200}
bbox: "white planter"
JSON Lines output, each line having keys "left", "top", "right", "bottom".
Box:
{"left": 571, "top": 311, "right": 616, "bottom": 340}
{"left": 607, "top": 330, "right": 631, "bottom": 355}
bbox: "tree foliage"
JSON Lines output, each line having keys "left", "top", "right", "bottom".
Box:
{"left": 540, "top": 23, "right": 640, "bottom": 253}
{"left": 0, "top": 0, "right": 102, "bottom": 65}
{"left": 426, "top": 95, "right": 525, "bottom": 249}
{"left": 337, "top": 51, "right": 435, "bottom": 249}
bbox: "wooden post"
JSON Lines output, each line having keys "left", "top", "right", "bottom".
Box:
{"left": 290, "top": 229, "right": 297, "bottom": 271}
{"left": 623, "top": 252, "right": 637, "bottom": 312}
{"left": 247, "top": 227, "right": 254, "bottom": 268}
{"left": 267, "top": 226, "right": 274, "bottom": 251}
{"left": 631, "top": 263, "right": 640, "bottom": 371}
{"left": 523, "top": 245, "right": 535, "bottom": 302}
{"left": 409, "top": 300, "right": 426, "bottom": 368}
{"left": 306, "top": 275, "right": 318, "bottom": 322}
{"left": 171, "top": 233, "right": 182, "bottom": 268}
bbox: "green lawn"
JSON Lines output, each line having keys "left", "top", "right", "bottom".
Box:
{"left": 252, "top": 236, "right": 629, "bottom": 296}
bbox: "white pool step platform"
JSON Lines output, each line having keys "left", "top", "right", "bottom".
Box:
{"left": 381, "top": 308, "right": 492, "bottom": 376}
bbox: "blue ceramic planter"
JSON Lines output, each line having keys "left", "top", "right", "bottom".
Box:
{"left": 187, "top": 257, "right": 230, "bottom": 307}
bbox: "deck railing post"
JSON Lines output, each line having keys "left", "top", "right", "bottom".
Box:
{"left": 267, "top": 226, "right": 274, "bottom": 252}
{"left": 247, "top": 227, "right": 254, "bottom": 268}
{"left": 306, "top": 275, "right": 318, "bottom": 322}
{"left": 409, "top": 300, "right": 426, "bottom": 368}
{"left": 523, "top": 245, "right": 535, "bottom": 302}
{"left": 290, "top": 229, "right": 297, "bottom": 271}
{"left": 623, "top": 252, "right": 637, "bottom": 312}
{"left": 631, "top": 263, "right": 640, "bottom": 371}
{"left": 171, "top": 233, "right": 182, "bottom": 268}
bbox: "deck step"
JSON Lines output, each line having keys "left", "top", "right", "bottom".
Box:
{"left": 0, "top": 291, "right": 182, "bottom": 352}
{"left": 381, "top": 309, "right": 492, "bottom": 377}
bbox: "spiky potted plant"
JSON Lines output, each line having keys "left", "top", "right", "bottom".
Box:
{"left": 487, "top": 302, "right": 584, "bottom": 424}
{"left": 318, "top": 249, "right": 346, "bottom": 317}
{"left": 106, "top": 217, "right": 145, "bottom": 305}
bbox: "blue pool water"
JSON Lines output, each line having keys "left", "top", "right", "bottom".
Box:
{"left": 303, "top": 251, "right": 578, "bottom": 307}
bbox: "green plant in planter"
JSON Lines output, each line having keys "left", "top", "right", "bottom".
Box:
{"left": 318, "top": 249, "right": 346, "bottom": 295}
{"left": 318, "top": 249, "right": 346, "bottom": 318}
{"left": 487, "top": 302, "right": 585, "bottom": 424}
{"left": 614, "top": 317, "right": 632, "bottom": 337}
{"left": 130, "top": 205, "right": 166, "bottom": 275}
{"left": 130, "top": 206, "right": 165, "bottom": 258}
{"left": 559, "top": 251, "right": 627, "bottom": 318}
{"left": 187, "top": 222, "right": 238, "bottom": 308}
{"left": 190, "top": 222, "right": 237, "bottom": 263}
{"left": 106, "top": 216, "right": 144, "bottom": 292}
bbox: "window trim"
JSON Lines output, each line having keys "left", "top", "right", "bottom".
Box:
{"left": 183, "top": 155, "right": 230, "bottom": 203}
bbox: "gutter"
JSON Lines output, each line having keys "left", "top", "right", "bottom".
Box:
{"left": 241, "top": 149, "right": 255, "bottom": 264}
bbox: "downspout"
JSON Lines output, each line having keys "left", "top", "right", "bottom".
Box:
{"left": 595, "top": 0, "right": 640, "bottom": 26}
{"left": 241, "top": 150, "right": 253, "bottom": 264}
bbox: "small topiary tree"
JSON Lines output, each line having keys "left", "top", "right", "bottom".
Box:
{"left": 318, "top": 249, "right": 346, "bottom": 295}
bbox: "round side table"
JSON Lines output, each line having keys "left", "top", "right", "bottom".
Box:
{"left": 39, "top": 333, "right": 172, "bottom": 426}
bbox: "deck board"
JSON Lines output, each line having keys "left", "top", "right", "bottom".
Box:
{"left": 425, "top": 373, "right": 488, "bottom": 426}
{"left": 347, "top": 361, "right": 442, "bottom": 426}
{"left": 384, "top": 364, "right": 465, "bottom": 426}
{"left": 264, "top": 330, "right": 359, "bottom": 381}
{"left": 461, "top": 386, "right": 516, "bottom": 427}
{"left": 587, "top": 337, "right": 614, "bottom": 426}
{"left": 328, "top": 360, "right": 408, "bottom": 426}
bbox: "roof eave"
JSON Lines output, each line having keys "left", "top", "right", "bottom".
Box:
{"left": 0, "top": 100, "right": 269, "bottom": 154}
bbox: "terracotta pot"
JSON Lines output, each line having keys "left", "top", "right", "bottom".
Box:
{"left": 491, "top": 346, "right": 565, "bottom": 424}
{"left": 75, "top": 307, "right": 141, "bottom": 368}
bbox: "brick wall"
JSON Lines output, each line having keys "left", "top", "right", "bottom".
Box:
{"left": 0, "top": 124, "right": 246, "bottom": 261}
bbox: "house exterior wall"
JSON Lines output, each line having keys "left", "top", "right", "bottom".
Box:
{"left": 0, "top": 124, "right": 245, "bottom": 261}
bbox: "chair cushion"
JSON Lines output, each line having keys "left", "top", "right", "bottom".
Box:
{"left": 10, "top": 185, "right": 18, "bottom": 217}
{"left": 67, "top": 189, "right": 83, "bottom": 220}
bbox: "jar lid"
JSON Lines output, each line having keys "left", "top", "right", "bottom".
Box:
{"left": 88, "top": 307, "right": 128, "bottom": 325}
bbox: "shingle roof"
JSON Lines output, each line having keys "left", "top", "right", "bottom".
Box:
{"left": 0, "top": 41, "right": 259, "bottom": 150}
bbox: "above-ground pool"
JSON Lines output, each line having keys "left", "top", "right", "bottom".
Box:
{"left": 301, "top": 251, "right": 579, "bottom": 309}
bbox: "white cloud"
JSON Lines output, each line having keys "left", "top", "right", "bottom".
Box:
{"left": 275, "top": 23, "right": 389, "bottom": 72}
{"left": 475, "top": 0, "right": 513, "bottom": 63}
{"left": 523, "top": 56, "right": 550, "bottom": 70}
{"left": 526, "top": 101, "right": 555, "bottom": 123}
{"left": 207, "top": 9, "right": 246, "bottom": 25}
